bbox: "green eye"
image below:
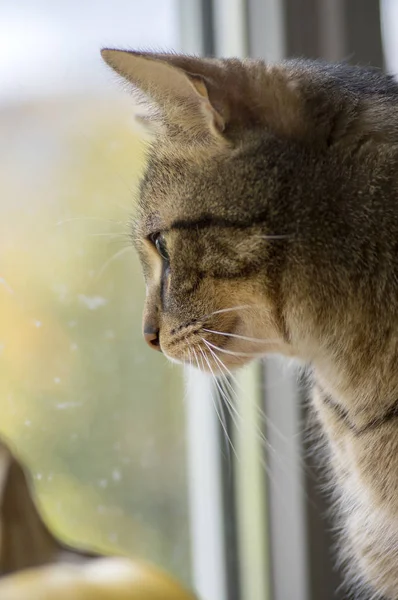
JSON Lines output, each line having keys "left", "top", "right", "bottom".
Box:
{"left": 151, "top": 233, "right": 169, "bottom": 261}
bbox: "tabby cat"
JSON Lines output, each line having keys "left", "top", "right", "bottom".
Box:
{"left": 101, "top": 49, "right": 398, "bottom": 599}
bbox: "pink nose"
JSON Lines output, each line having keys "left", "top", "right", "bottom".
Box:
{"left": 144, "top": 327, "right": 161, "bottom": 351}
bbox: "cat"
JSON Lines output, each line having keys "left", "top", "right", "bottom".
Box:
{"left": 101, "top": 49, "right": 398, "bottom": 599}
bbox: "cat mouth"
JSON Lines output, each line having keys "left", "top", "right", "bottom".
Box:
{"left": 193, "top": 336, "right": 264, "bottom": 372}
{"left": 162, "top": 316, "right": 267, "bottom": 372}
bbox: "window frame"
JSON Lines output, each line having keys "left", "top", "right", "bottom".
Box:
{"left": 180, "top": 2, "right": 386, "bottom": 599}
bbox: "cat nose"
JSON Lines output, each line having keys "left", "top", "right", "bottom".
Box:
{"left": 144, "top": 327, "right": 161, "bottom": 351}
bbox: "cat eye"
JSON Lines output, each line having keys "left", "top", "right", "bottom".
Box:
{"left": 150, "top": 232, "right": 169, "bottom": 262}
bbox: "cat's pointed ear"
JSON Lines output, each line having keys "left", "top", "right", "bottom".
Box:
{"left": 101, "top": 49, "right": 225, "bottom": 140}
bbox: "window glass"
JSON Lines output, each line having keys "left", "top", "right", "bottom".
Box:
{"left": 0, "top": 1, "right": 191, "bottom": 585}
{"left": 381, "top": 0, "right": 398, "bottom": 74}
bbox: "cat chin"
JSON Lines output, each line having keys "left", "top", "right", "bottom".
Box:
{"left": 161, "top": 346, "right": 249, "bottom": 373}
{"left": 161, "top": 350, "right": 184, "bottom": 366}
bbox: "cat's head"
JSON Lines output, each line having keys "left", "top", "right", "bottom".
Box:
{"left": 100, "top": 50, "right": 333, "bottom": 371}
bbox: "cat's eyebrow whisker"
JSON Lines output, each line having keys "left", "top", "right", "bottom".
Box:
{"left": 201, "top": 338, "right": 267, "bottom": 358}
{"left": 94, "top": 245, "right": 133, "bottom": 282}
{"left": 203, "top": 328, "right": 279, "bottom": 344}
{"left": 87, "top": 232, "right": 130, "bottom": 238}
{"left": 56, "top": 216, "right": 126, "bottom": 227}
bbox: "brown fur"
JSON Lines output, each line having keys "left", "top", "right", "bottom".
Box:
{"left": 102, "top": 49, "right": 398, "bottom": 598}
{"left": 0, "top": 437, "right": 97, "bottom": 576}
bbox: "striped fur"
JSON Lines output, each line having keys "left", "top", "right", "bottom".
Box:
{"left": 103, "top": 50, "right": 398, "bottom": 598}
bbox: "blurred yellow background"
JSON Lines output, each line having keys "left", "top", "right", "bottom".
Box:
{"left": 0, "top": 94, "right": 190, "bottom": 583}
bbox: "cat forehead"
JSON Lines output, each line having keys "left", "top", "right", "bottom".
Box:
{"left": 136, "top": 126, "right": 282, "bottom": 240}
{"left": 137, "top": 143, "right": 227, "bottom": 232}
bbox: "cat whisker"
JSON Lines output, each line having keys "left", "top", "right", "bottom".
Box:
{"left": 196, "top": 349, "right": 231, "bottom": 448}
{"left": 87, "top": 232, "right": 130, "bottom": 238}
{"left": 201, "top": 338, "right": 267, "bottom": 358}
{"left": 94, "top": 245, "right": 133, "bottom": 282}
{"left": 202, "top": 328, "right": 279, "bottom": 344}
{"left": 205, "top": 342, "right": 276, "bottom": 456}
{"left": 195, "top": 347, "right": 237, "bottom": 462}
{"left": 186, "top": 348, "right": 193, "bottom": 370}
{"left": 215, "top": 374, "right": 291, "bottom": 480}
{"left": 205, "top": 347, "right": 260, "bottom": 441}
{"left": 56, "top": 216, "right": 125, "bottom": 227}
{"left": 205, "top": 349, "right": 308, "bottom": 517}
{"left": 207, "top": 355, "right": 244, "bottom": 427}
{"left": 100, "top": 239, "right": 132, "bottom": 248}
{"left": 205, "top": 343, "right": 317, "bottom": 512}
{"left": 203, "top": 339, "right": 315, "bottom": 479}
{"left": 198, "top": 305, "right": 257, "bottom": 322}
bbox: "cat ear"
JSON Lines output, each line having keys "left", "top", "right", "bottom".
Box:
{"left": 101, "top": 49, "right": 225, "bottom": 141}
{"left": 101, "top": 50, "right": 310, "bottom": 144}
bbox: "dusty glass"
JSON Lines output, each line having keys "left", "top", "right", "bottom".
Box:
{"left": 0, "top": 0, "right": 191, "bottom": 585}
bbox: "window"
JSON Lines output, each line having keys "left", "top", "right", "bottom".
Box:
{"left": 0, "top": 0, "right": 191, "bottom": 587}
{"left": 1, "top": 2, "right": 390, "bottom": 600}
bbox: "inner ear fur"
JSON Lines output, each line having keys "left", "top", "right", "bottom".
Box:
{"left": 101, "top": 49, "right": 226, "bottom": 141}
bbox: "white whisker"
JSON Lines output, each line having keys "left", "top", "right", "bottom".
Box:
{"left": 87, "top": 232, "right": 130, "bottom": 239}
{"left": 205, "top": 349, "right": 301, "bottom": 516}
{"left": 197, "top": 347, "right": 238, "bottom": 462}
{"left": 199, "top": 305, "right": 254, "bottom": 322}
{"left": 186, "top": 348, "right": 193, "bottom": 370}
{"left": 203, "top": 328, "right": 279, "bottom": 344}
{"left": 203, "top": 339, "right": 315, "bottom": 480}
{"left": 205, "top": 343, "right": 278, "bottom": 458}
{"left": 56, "top": 216, "right": 125, "bottom": 227}
{"left": 94, "top": 246, "right": 132, "bottom": 282}
{"left": 201, "top": 338, "right": 267, "bottom": 358}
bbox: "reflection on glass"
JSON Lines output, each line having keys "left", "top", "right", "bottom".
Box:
{"left": 0, "top": 0, "right": 191, "bottom": 586}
